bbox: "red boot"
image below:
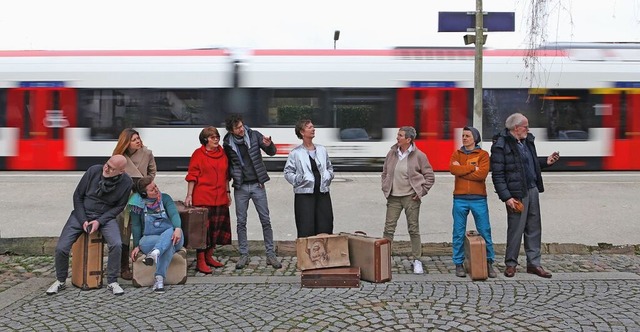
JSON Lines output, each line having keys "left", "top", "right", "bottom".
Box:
{"left": 196, "top": 251, "right": 212, "bottom": 274}
{"left": 205, "top": 247, "right": 224, "bottom": 268}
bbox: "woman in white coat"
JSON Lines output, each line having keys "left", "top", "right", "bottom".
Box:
{"left": 284, "top": 119, "right": 334, "bottom": 237}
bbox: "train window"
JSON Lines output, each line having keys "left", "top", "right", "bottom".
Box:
{"left": 482, "top": 89, "right": 536, "bottom": 139}
{"left": 78, "top": 89, "right": 219, "bottom": 139}
{"left": 260, "top": 89, "right": 323, "bottom": 126}
{"left": 482, "top": 89, "right": 600, "bottom": 141}
{"left": 535, "top": 90, "right": 598, "bottom": 140}
{"left": 332, "top": 89, "right": 390, "bottom": 141}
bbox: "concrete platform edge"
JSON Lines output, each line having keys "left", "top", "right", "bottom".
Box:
{"left": 1, "top": 237, "right": 638, "bottom": 256}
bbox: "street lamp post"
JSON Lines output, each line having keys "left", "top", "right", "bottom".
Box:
{"left": 472, "top": 0, "right": 484, "bottom": 144}
{"left": 334, "top": 30, "right": 340, "bottom": 50}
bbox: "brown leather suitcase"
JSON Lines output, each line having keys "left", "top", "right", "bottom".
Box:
{"left": 301, "top": 267, "right": 360, "bottom": 288}
{"left": 464, "top": 230, "right": 488, "bottom": 280}
{"left": 296, "top": 234, "right": 350, "bottom": 271}
{"left": 132, "top": 248, "right": 188, "bottom": 287}
{"left": 71, "top": 231, "right": 104, "bottom": 290}
{"left": 174, "top": 201, "right": 208, "bottom": 250}
{"left": 340, "top": 232, "right": 391, "bottom": 283}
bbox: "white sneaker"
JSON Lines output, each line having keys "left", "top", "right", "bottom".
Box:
{"left": 108, "top": 282, "right": 124, "bottom": 296}
{"left": 46, "top": 280, "right": 66, "bottom": 295}
{"left": 153, "top": 275, "right": 165, "bottom": 294}
{"left": 413, "top": 259, "right": 424, "bottom": 274}
{"left": 143, "top": 249, "right": 160, "bottom": 266}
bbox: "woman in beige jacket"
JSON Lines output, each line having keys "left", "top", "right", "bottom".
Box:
{"left": 113, "top": 128, "right": 157, "bottom": 280}
{"left": 381, "top": 126, "right": 435, "bottom": 275}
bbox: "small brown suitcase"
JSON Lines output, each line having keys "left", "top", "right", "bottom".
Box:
{"left": 464, "top": 230, "right": 488, "bottom": 280}
{"left": 296, "top": 234, "right": 350, "bottom": 271}
{"left": 174, "top": 201, "right": 208, "bottom": 250}
{"left": 301, "top": 267, "right": 361, "bottom": 288}
{"left": 340, "top": 232, "right": 392, "bottom": 283}
{"left": 71, "top": 231, "right": 104, "bottom": 290}
{"left": 132, "top": 248, "right": 188, "bottom": 287}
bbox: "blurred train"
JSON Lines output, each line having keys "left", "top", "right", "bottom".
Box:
{"left": 1, "top": 43, "right": 639, "bottom": 171}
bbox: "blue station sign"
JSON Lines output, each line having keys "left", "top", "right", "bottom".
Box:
{"left": 438, "top": 12, "right": 515, "bottom": 32}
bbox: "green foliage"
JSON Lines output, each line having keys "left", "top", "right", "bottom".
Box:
{"left": 277, "top": 105, "right": 317, "bottom": 125}
{"left": 337, "top": 105, "right": 374, "bottom": 128}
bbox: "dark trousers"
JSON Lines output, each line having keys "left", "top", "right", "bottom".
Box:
{"left": 505, "top": 187, "right": 542, "bottom": 267}
{"left": 54, "top": 213, "right": 122, "bottom": 284}
{"left": 294, "top": 192, "right": 334, "bottom": 238}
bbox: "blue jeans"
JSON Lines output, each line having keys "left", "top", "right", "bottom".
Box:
{"left": 452, "top": 198, "right": 495, "bottom": 265}
{"left": 139, "top": 228, "right": 184, "bottom": 279}
{"left": 234, "top": 183, "right": 275, "bottom": 256}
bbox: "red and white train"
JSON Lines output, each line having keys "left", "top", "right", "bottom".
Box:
{"left": 1, "top": 43, "right": 639, "bottom": 171}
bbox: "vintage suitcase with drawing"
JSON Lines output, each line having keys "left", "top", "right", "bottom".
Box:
{"left": 301, "top": 266, "right": 361, "bottom": 288}
{"left": 339, "top": 231, "right": 392, "bottom": 283}
{"left": 132, "top": 247, "right": 188, "bottom": 287}
{"left": 71, "top": 231, "right": 104, "bottom": 290}
{"left": 464, "top": 230, "right": 488, "bottom": 280}
{"left": 174, "top": 200, "right": 208, "bottom": 250}
{"left": 295, "top": 233, "right": 350, "bottom": 271}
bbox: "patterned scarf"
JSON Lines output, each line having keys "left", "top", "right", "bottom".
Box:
{"left": 144, "top": 195, "right": 161, "bottom": 213}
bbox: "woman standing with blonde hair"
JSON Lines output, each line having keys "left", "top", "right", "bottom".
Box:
{"left": 113, "top": 128, "right": 157, "bottom": 280}
{"left": 185, "top": 126, "right": 232, "bottom": 274}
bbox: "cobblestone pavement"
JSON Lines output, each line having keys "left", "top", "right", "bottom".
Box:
{"left": 1, "top": 253, "right": 640, "bottom": 331}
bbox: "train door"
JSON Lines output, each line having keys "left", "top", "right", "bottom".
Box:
{"left": 396, "top": 84, "right": 468, "bottom": 171}
{"left": 602, "top": 85, "right": 640, "bottom": 170}
{"left": 6, "top": 86, "right": 76, "bottom": 170}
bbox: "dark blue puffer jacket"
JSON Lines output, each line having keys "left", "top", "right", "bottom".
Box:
{"left": 223, "top": 125, "right": 277, "bottom": 188}
{"left": 490, "top": 129, "right": 549, "bottom": 202}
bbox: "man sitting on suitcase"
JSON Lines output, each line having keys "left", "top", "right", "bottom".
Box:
{"left": 46, "top": 155, "right": 133, "bottom": 295}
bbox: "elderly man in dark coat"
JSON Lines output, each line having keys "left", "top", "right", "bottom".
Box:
{"left": 46, "top": 155, "right": 133, "bottom": 295}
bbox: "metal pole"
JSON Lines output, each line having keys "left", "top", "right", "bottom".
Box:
{"left": 473, "top": 0, "right": 483, "bottom": 145}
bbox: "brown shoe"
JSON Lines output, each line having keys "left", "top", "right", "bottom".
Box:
{"left": 504, "top": 265, "right": 516, "bottom": 278}
{"left": 527, "top": 266, "right": 552, "bottom": 278}
{"left": 120, "top": 268, "right": 133, "bottom": 281}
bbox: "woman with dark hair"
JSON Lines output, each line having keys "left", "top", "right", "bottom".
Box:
{"left": 185, "top": 126, "right": 232, "bottom": 274}
{"left": 284, "top": 119, "right": 334, "bottom": 237}
{"left": 129, "top": 177, "right": 183, "bottom": 293}
{"left": 113, "top": 128, "right": 157, "bottom": 280}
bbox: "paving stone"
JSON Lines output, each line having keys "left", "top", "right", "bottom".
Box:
{"left": 2, "top": 253, "right": 640, "bottom": 330}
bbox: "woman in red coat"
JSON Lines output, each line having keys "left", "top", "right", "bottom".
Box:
{"left": 185, "top": 126, "right": 232, "bottom": 274}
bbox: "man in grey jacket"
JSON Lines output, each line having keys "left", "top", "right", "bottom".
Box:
{"left": 46, "top": 155, "right": 133, "bottom": 295}
{"left": 223, "top": 114, "right": 281, "bottom": 269}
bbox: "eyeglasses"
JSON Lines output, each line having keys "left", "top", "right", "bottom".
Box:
{"left": 209, "top": 136, "right": 220, "bottom": 140}
{"left": 104, "top": 163, "right": 117, "bottom": 172}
